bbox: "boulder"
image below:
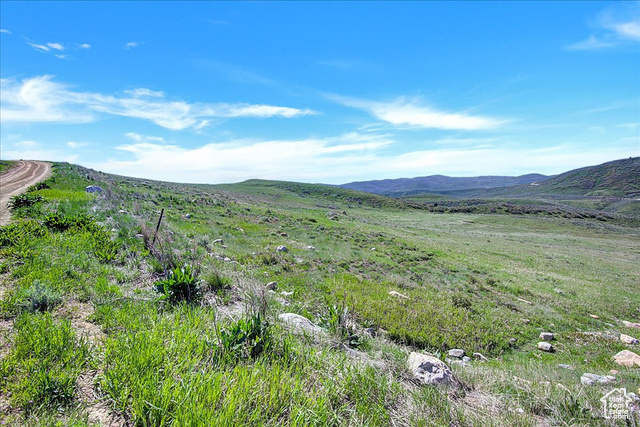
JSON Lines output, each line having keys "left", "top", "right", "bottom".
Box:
{"left": 613, "top": 350, "right": 640, "bottom": 367}
{"left": 448, "top": 349, "right": 465, "bottom": 359}
{"left": 278, "top": 313, "right": 323, "bottom": 335}
{"left": 538, "top": 342, "right": 554, "bottom": 352}
{"left": 580, "top": 373, "right": 616, "bottom": 386}
{"left": 622, "top": 320, "right": 640, "bottom": 329}
{"left": 407, "top": 352, "right": 456, "bottom": 386}
{"left": 621, "top": 334, "right": 640, "bottom": 345}
{"left": 539, "top": 332, "right": 555, "bottom": 341}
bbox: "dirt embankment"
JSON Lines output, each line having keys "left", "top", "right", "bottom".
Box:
{"left": 0, "top": 161, "right": 52, "bottom": 226}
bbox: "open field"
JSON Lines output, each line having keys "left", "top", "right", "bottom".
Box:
{"left": 1, "top": 162, "right": 639, "bottom": 426}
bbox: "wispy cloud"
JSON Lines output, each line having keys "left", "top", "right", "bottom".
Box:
{"left": 0, "top": 76, "right": 317, "bottom": 130}
{"left": 67, "top": 141, "right": 90, "bottom": 149}
{"left": 26, "top": 42, "right": 50, "bottom": 52}
{"left": 332, "top": 95, "right": 505, "bottom": 130}
{"left": 0, "top": 29, "right": 11, "bottom": 34}
{"left": 124, "top": 42, "right": 141, "bottom": 50}
{"left": 47, "top": 42, "right": 64, "bottom": 51}
{"left": 79, "top": 43, "right": 91, "bottom": 49}
{"left": 568, "top": 6, "right": 640, "bottom": 50}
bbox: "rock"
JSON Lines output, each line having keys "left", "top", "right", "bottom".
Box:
{"left": 538, "top": 342, "right": 554, "bottom": 352}
{"left": 280, "top": 232, "right": 288, "bottom": 237}
{"left": 306, "top": 245, "right": 315, "bottom": 250}
{"left": 610, "top": 369, "right": 619, "bottom": 375}
{"left": 509, "top": 338, "right": 517, "bottom": 345}
{"left": 580, "top": 373, "right": 616, "bottom": 386}
{"left": 539, "top": 332, "right": 555, "bottom": 341}
{"left": 558, "top": 364, "right": 575, "bottom": 370}
{"left": 135, "top": 233, "right": 144, "bottom": 239}
{"left": 589, "top": 314, "right": 599, "bottom": 319}
{"left": 278, "top": 313, "right": 323, "bottom": 335}
{"left": 613, "top": 350, "right": 640, "bottom": 367}
{"left": 462, "top": 356, "right": 471, "bottom": 363}
{"left": 473, "top": 352, "right": 488, "bottom": 362}
{"left": 223, "top": 257, "right": 231, "bottom": 262}
{"left": 621, "top": 334, "right": 640, "bottom": 345}
{"left": 281, "top": 291, "right": 293, "bottom": 297}
{"left": 185, "top": 214, "right": 192, "bottom": 219}
{"left": 407, "top": 352, "right": 456, "bottom": 386}
{"left": 118, "top": 209, "right": 127, "bottom": 214}
{"left": 213, "top": 239, "right": 223, "bottom": 244}
{"left": 389, "top": 290, "right": 409, "bottom": 299}
{"left": 517, "top": 298, "right": 532, "bottom": 305}
{"left": 553, "top": 288, "right": 564, "bottom": 295}
{"left": 265, "top": 281, "right": 277, "bottom": 291}
{"left": 522, "top": 318, "right": 531, "bottom": 324}
{"left": 622, "top": 320, "right": 640, "bottom": 329}
{"left": 276, "top": 245, "right": 288, "bottom": 252}
{"left": 448, "top": 349, "right": 465, "bottom": 359}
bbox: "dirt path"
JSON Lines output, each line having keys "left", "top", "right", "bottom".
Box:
{"left": 0, "top": 160, "right": 52, "bottom": 226}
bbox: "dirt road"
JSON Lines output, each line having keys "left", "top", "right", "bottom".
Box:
{"left": 0, "top": 161, "right": 52, "bottom": 226}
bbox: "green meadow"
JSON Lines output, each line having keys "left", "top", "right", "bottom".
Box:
{"left": 1, "top": 162, "right": 639, "bottom": 426}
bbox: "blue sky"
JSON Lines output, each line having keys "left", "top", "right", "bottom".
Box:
{"left": 1, "top": 1, "right": 639, "bottom": 184}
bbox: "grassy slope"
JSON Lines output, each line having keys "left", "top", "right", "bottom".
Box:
{"left": 0, "top": 163, "right": 639, "bottom": 426}
{"left": 0, "top": 160, "right": 17, "bottom": 175}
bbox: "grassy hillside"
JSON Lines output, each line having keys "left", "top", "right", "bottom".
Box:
{"left": 1, "top": 162, "right": 639, "bottom": 426}
{"left": 341, "top": 174, "right": 551, "bottom": 196}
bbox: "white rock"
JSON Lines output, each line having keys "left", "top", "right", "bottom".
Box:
{"left": 306, "top": 245, "right": 315, "bottom": 250}
{"left": 580, "top": 373, "right": 616, "bottom": 386}
{"left": 277, "top": 245, "right": 288, "bottom": 252}
{"left": 281, "top": 291, "right": 293, "bottom": 297}
{"left": 448, "top": 349, "right": 465, "bottom": 359}
{"left": 538, "top": 342, "right": 553, "bottom": 352}
{"left": 473, "top": 352, "right": 488, "bottom": 362}
{"left": 278, "top": 313, "right": 323, "bottom": 335}
{"left": 539, "top": 332, "right": 555, "bottom": 341}
{"left": 613, "top": 349, "right": 640, "bottom": 367}
{"left": 407, "top": 352, "right": 456, "bottom": 386}
{"left": 213, "top": 239, "right": 223, "bottom": 244}
{"left": 621, "top": 333, "right": 639, "bottom": 344}
{"left": 622, "top": 320, "right": 640, "bottom": 329}
{"left": 389, "top": 290, "right": 409, "bottom": 299}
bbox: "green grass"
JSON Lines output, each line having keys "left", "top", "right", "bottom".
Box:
{"left": 0, "top": 161, "right": 638, "bottom": 425}
{"left": 0, "top": 160, "right": 17, "bottom": 174}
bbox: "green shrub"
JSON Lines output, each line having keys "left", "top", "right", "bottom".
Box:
{"left": 0, "top": 220, "right": 47, "bottom": 248}
{"left": 153, "top": 265, "right": 200, "bottom": 303}
{"left": 8, "top": 193, "right": 45, "bottom": 210}
{"left": 216, "top": 313, "right": 271, "bottom": 361}
{"left": 27, "top": 180, "right": 51, "bottom": 192}
{"left": 20, "top": 281, "right": 63, "bottom": 312}
{"left": 44, "top": 212, "right": 95, "bottom": 232}
{"left": 203, "top": 269, "right": 231, "bottom": 292}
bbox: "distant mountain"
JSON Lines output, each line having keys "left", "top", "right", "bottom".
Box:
{"left": 341, "top": 173, "right": 551, "bottom": 196}
{"left": 450, "top": 157, "right": 640, "bottom": 198}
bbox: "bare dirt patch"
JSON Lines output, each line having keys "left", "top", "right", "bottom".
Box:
{"left": 0, "top": 160, "right": 52, "bottom": 226}
{"left": 77, "top": 371, "right": 128, "bottom": 427}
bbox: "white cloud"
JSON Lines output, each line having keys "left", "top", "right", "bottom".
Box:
{"left": 87, "top": 134, "right": 637, "bottom": 184}
{"left": 1, "top": 76, "right": 317, "bottom": 130}
{"left": 27, "top": 42, "right": 50, "bottom": 52}
{"left": 568, "top": 7, "right": 640, "bottom": 50}
{"left": 334, "top": 95, "right": 504, "bottom": 130}
{"left": 0, "top": 29, "right": 11, "bottom": 34}
{"left": 47, "top": 42, "right": 64, "bottom": 51}
{"left": 124, "top": 88, "right": 165, "bottom": 98}
{"left": 125, "top": 132, "right": 166, "bottom": 143}
{"left": 613, "top": 21, "right": 640, "bottom": 41}
{"left": 79, "top": 43, "right": 91, "bottom": 49}
{"left": 125, "top": 42, "right": 140, "bottom": 49}
{"left": 567, "top": 35, "right": 615, "bottom": 50}
{"left": 13, "top": 140, "right": 39, "bottom": 148}
{"left": 67, "top": 141, "right": 90, "bottom": 149}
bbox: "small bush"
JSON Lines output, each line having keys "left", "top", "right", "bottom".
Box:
{"left": 27, "top": 181, "right": 51, "bottom": 192}
{"left": 203, "top": 269, "right": 231, "bottom": 292}
{"left": 8, "top": 193, "right": 45, "bottom": 210}
{"left": 44, "top": 212, "right": 95, "bottom": 232}
{"left": 20, "top": 281, "right": 63, "bottom": 312}
{"left": 216, "top": 313, "right": 271, "bottom": 361}
{"left": 153, "top": 265, "right": 200, "bottom": 304}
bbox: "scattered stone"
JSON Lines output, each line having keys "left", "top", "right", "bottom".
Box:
{"left": 85, "top": 185, "right": 103, "bottom": 193}
{"left": 522, "top": 318, "right": 531, "bottom": 324}
{"left": 135, "top": 233, "right": 144, "bottom": 239}
{"left": 371, "top": 247, "right": 376, "bottom": 251}
{"left": 553, "top": 288, "right": 564, "bottom": 295}
{"left": 265, "top": 281, "right": 277, "bottom": 291}
{"left": 223, "top": 257, "right": 231, "bottom": 262}
{"left": 613, "top": 350, "right": 640, "bottom": 367}
{"left": 185, "top": 214, "right": 192, "bottom": 219}
{"left": 589, "top": 314, "right": 599, "bottom": 319}
{"left": 448, "top": 349, "right": 465, "bottom": 359}
{"left": 306, "top": 245, "right": 315, "bottom": 250}
{"left": 623, "top": 320, "right": 640, "bottom": 330}
{"left": 281, "top": 291, "right": 293, "bottom": 297}
{"left": 540, "top": 332, "right": 555, "bottom": 341}
{"left": 407, "top": 352, "right": 456, "bottom": 386}
{"left": 580, "top": 373, "right": 616, "bottom": 386}
{"left": 280, "top": 232, "right": 288, "bottom": 237}
{"left": 111, "top": 228, "right": 118, "bottom": 232}
{"left": 558, "top": 364, "right": 575, "bottom": 370}
{"left": 473, "top": 352, "right": 488, "bottom": 362}
{"left": 118, "top": 209, "right": 127, "bottom": 214}
{"left": 278, "top": 313, "right": 323, "bottom": 335}
{"left": 509, "top": 338, "right": 517, "bottom": 345}
{"left": 276, "top": 245, "right": 288, "bottom": 252}
{"left": 388, "top": 290, "right": 409, "bottom": 299}
{"left": 213, "top": 239, "right": 223, "bottom": 244}
{"left": 538, "top": 342, "right": 554, "bottom": 352}
{"left": 621, "top": 334, "right": 640, "bottom": 345}
{"left": 462, "top": 356, "right": 472, "bottom": 363}
{"left": 517, "top": 298, "right": 533, "bottom": 305}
